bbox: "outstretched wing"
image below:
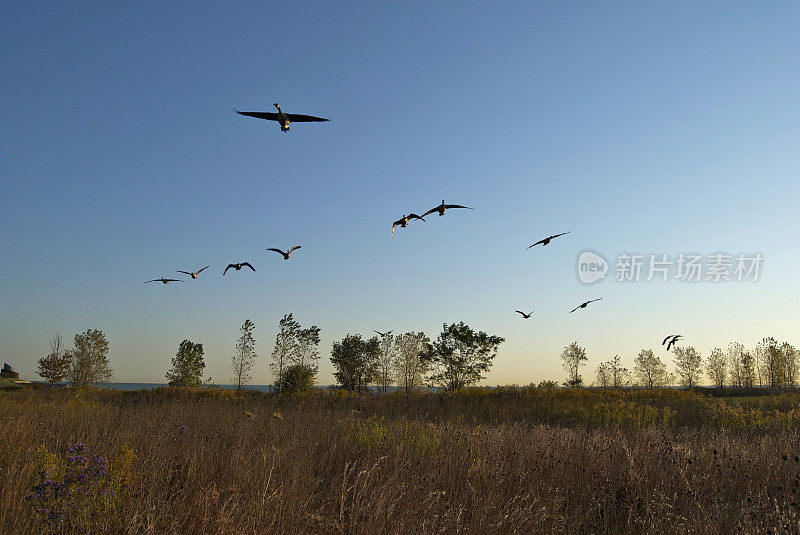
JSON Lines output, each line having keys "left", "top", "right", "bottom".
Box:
{"left": 145, "top": 280, "right": 159, "bottom": 283}
{"left": 391, "top": 220, "right": 401, "bottom": 237}
{"left": 662, "top": 335, "right": 677, "bottom": 346}
{"left": 588, "top": 298, "right": 602, "bottom": 304}
{"left": 289, "top": 245, "right": 301, "bottom": 253}
{"left": 176, "top": 270, "right": 192, "bottom": 276}
{"left": 515, "top": 310, "right": 526, "bottom": 316}
{"left": 196, "top": 265, "right": 210, "bottom": 274}
{"left": 549, "top": 231, "right": 570, "bottom": 240}
{"left": 242, "top": 262, "right": 255, "bottom": 271}
{"left": 419, "top": 206, "right": 439, "bottom": 218}
{"left": 266, "top": 248, "right": 285, "bottom": 255}
{"left": 444, "top": 204, "right": 472, "bottom": 210}
{"left": 165, "top": 279, "right": 182, "bottom": 283}
{"left": 223, "top": 264, "right": 234, "bottom": 275}
{"left": 234, "top": 109, "right": 280, "bottom": 121}
{"left": 528, "top": 238, "right": 547, "bottom": 248}
{"left": 286, "top": 113, "right": 329, "bottom": 122}
{"left": 407, "top": 213, "right": 426, "bottom": 221}
{"left": 569, "top": 305, "right": 580, "bottom": 313}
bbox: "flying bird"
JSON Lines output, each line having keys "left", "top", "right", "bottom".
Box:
{"left": 528, "top": 231, "right": 570, "bottom": 248}
{"left": 234, "top": 103, "right": 329, "bottom": 133}
{"left": 391, "top": 214, "right": 425, "bottom": 237}
{"left": 420, "top": 200, "right": 472, "bottom": 218}
{"left": 569, "top": 298, "right": 602, "bottom": 313}
{"left": 662, "top": 334, "right": 683, "bottom": 351}
{"left": 223, "top": 262, "right": 255, "bottom": 275}
{"left": 145, "top": 278, "right": 183, "bottom": 284}
{"left": 177, "top": 265, "right": 210, "bottom": 279}
{"left": 374, "top": 330, "right": 393, "bottom": 337}
{"left": 266, "top": 246, "right": 301, "bottom": 260}
{"left": 515, "top": 310, "right": 534, "bottom": 319}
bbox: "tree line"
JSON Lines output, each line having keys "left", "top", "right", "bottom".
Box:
{"left": 36, "top": 323, "right": 797, "bottom": 391}
{"left": 562, "top": 338, "right": 799, "bottom": 388}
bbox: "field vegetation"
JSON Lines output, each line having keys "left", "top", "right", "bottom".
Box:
{"left": 1, "top": 386, "right": 799, "bottom": 534}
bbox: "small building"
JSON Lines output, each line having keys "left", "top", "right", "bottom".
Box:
{"left": 1, "top": 363, "right": 19, "bottom": 379}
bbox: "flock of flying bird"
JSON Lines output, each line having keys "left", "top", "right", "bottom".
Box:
{"left": 145, "top": 102, "right": 684, "bottom": 347}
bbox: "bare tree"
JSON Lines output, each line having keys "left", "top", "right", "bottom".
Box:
{"left": 608, "top": 355, "right": 630, "bottom": 387}
{"left": 561, "top": 342, "right": 587, "bottom": 387}
{"left": 633, "top": 349, "right": 671, "bottom": 387}
{"left": 728, "top": 342, "right": 745, "bottom": 387}
{"left": 673, "top": 346, "right": 702, "bottom": 388}
{"left": 392, "top": 332, "right": 429, "bottom": 393}
{"left": 706, "top": 347, "right": 727, "bottom": 388}
{"left": 231, "top": 319, "right": 256, "bottom": 391}
{"left": 374, "top": 332, "right": 396, "bottom": 394}
{"left": 758, "top": 337, "right": 786, "bottom": 388}
{"left": 595, "top": 362, "right": 611, "bottom": 387}
{"left": 37, "top": 333, "right": 72, "bottom": 387}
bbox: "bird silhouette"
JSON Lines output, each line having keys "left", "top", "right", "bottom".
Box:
{"left": 515, "top": 310, "right": 534, "bottom": 319}
{"left": 145, "top": 278, "right": 183, "bottom": 284}
{"left": 663, "top": 334, "right": 683, "bottom": 351}
{"left": 391, "top": 214, "right": 425, "bottom": 237}
{"left": 234, "top": 103, "right": 329, "bottom": 133}
{"left": 223, "top": 262, "right": 255, "bottom": 275}
{"left": 266, "top": 246, "right": 301, "bottom": 260}
{"left": 374, "top": 330, "right": 393, "bottom": 337}
{"left": 420, "top": 199, "right": 472, "bottom": 218}
{"left": 528, "top": 231, "right": 570, "bottom": 248}
{"left": 176, "top": 265, "right": 210, "bottom": 279}
{"left": 569, "top": 298, "right": 602, "bottom": 313}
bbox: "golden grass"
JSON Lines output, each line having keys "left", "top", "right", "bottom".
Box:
{"left": 1, "top": 387, "right": 798, "bottom": 533}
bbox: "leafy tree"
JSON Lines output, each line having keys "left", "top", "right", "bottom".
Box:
{"left": 37, "top": 333, "right": 72, "bottom": 387}
{"left": 269, "top": 314, "right": 300, "bottom": 393}
{"left": 277, "top": 363, "right": 316, "bottom": 394}
{"left": 295, "top": 324, "right": 322, "bottom": 370}
{"left": 758, "top": 337, "right": 786, "bottom": 388}
{"left": 392, "top": 332, "right": 430, "bottom": 393}
{"left": 374, "top": 332, "right": 396, "bottom": 394}
{"left": 741, "top": 350, "right": 756, "bottom": 388}
{"left": 706, "top": 347, "right": 727, "bottom": 389}
{"left": 782, "top": 342, "right": 798, "bottom": 387}
{"left": 633, "top": 349, "right": 671, "bottom": 387}
{"left": 67, "top": 329, "right": 112, "bottom": 388}
{"left": 422, "top": 322, "right": 504, "bottom": 391}
{"left": 561, "top": 342, "right": 587, "bottom": 388}
{"left": 330, "top": 334, "right": 380, "bottom": 393}
{"left": 673, "top": 346, "right": 702, "bottom": 388}
{"left": 165, "top": 340, "right": 205, "bottom": 387}
{"left": 230, "top": 319, "right": 256, "bottom": 391}
{"left": 608, "top": 355, "right": 630, "bottom": 387}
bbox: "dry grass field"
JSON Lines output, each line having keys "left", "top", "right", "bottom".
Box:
{"left": 1, "top": 386, "right": 799, "bottom": 534}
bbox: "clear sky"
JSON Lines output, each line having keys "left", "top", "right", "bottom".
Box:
{"left": 1, "top": 1, "right": 798, "bottom": 385}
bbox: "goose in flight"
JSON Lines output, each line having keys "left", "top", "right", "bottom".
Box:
{"left": 177, "top": 265, "right": 210, "bottom": 279}
{"left": 569, "top": 298, "right": 602, "bottom": 313}
{"left": 223, "top": 262, "right": 255, "bottom": 275}
{"left": 391, "top": 214, "right": 425, "bottom": 237}
{"left": 515, "top": 310, "right": 534, "bottom": 319}
{"left": 662, "top": 334, "right": 683, "bottom": 351}
{"left": 374, "top": 330, "right": 393, "bottom": 337}
{"left": 528, "top": 231, "right": 570, "bottom": 248}
{"left": 266, "top": 246, "right": 301, "bottom": 260}
{"left": 234, "top": 103, "right": 329, "bottom": 133}
{"left": 420, "top": 200, "right": 472, "bottom": 218}
{"left": 145, "top": 278, "right": 183, "bottom": 284}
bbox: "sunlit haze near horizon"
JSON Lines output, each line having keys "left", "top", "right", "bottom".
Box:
{"left": 1, "top": 2, "right": 798, "bottom": 385}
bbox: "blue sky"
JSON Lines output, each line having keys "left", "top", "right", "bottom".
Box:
{"left": 1, "top": 1, "right": 798, "bottom": 384}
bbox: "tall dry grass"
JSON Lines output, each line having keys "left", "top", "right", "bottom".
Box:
{"left": 1, "top": 387, "right": 798, "bottom": 533}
